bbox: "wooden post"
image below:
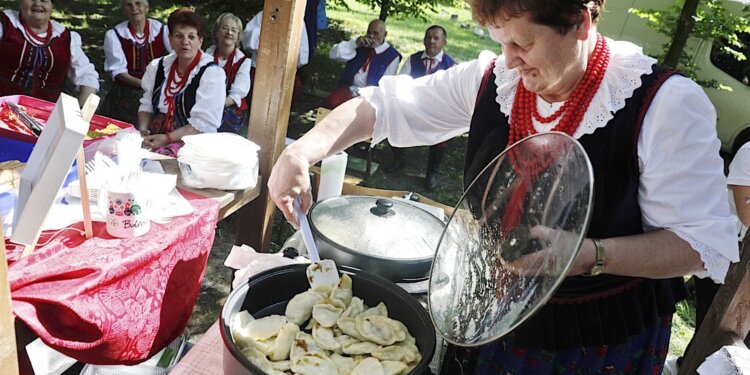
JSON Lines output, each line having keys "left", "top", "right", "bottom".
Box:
{"left": 0, "top": 216, "right": 20, "bottom": 375}
{"left": 679, "top": 234, "right": 750, "bottom": 374}
{"left": 237, "top": 0, "right": 307, "bottom": 251}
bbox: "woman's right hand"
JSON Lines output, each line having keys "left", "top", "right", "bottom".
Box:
{"left": 268, "top": 148, "right": 313, "bottom": 228}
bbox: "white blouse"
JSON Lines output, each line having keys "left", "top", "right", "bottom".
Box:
{"left": 0, "top": 10, "right": 100, "bottom": 91}
{"left": 138, "top": 52, "right": 226, "bottom": 133}
{"left": 242, "top": 11, "right": 309, "bottom": 68}
{"left": 361, "top": 39, "right": 739, "bottom": 283}
{"left": 204, "top": 45, "right": 252, "bottom": 107}
{"left": 329, "top": 39, "right": 401, "bottom": 90}
{"left": 103, "top": 19, "right": 173, "bottom": 80}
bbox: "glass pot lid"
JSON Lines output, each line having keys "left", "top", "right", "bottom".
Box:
{"left": 309, "top": 195, "right": 445, "bottom": 260}
{"left": 428, "top": 132, "right": 594, "bottom": 346}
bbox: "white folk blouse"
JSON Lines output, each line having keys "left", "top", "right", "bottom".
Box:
{"left": 0, "top": 10, "right": 100, "bottom": 91}
{"left": 361, "top": 38, "right": 739, "bottom": 283}
{"left": 138, "top": 52, "right": 225, "bottom": 133}
{"left": 205, "top": 45, "right": 252, "bottom": 107}
{"left": 103, "top": 19, "right": 173, "bottom": 80}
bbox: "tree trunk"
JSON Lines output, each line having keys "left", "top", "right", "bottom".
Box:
{"left": 379, "top": 0, "right": 390, "bottom": 21}
{"left": 663, "top": 0, "right": 700, "bottom": 68}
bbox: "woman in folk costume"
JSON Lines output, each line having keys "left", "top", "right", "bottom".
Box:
{"left": 267, "top": 0, "right": 740, "bottom": 373}
{"left": 205, "top": 12, "right": 252, "bottom": 135}
{"left": 102, "top": 0, "right": 171, "bottom": 125}
{"left": 0, "top": 0, "right": 99, "bottom": 106}
{"left": 137, "top": 8, "right": 225, "bottom": 157}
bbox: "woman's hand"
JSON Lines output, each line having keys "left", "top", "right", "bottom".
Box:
{"left": 499, "top": 226, "right": 596, "bottom": 277}
{"left": 142, "top": 134, "right": 169, "bottom": 150}
{"left": 267, "top": 149, "right": 313, "bottom": 228}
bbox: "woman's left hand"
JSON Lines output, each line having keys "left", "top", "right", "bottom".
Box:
{"left": 500, "top": 225, "right": 595, "bottom": 276}
{"left": 142, "top": 134, "right": 169, "bottom": 150}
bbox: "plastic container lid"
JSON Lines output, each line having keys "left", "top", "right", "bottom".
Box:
{"left": 309, "top": 196, "right": 445, "bottom": 260}
{"left": 428, "top": 132, "right": 594, "bottom": 346}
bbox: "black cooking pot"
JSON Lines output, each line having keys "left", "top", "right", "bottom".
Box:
{"left": 220, "top": 264, "right": 437, "bottom": 375}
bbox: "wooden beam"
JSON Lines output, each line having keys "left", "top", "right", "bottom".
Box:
{"left": 679, "top": 234, "right": 750, "bottom": 374}
{"left": 237, "top": 0, "right": 307, "bottom": 251}
{"left": 0, "top": 216, "right": 20, "bottom": 375}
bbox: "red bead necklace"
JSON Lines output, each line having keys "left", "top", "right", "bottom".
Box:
{"left": 508, "top": 34, "right": 610, "bottom": 146}
{"left": 214, "top": 47, "right": 237, "bottom": 76}
{"left": 21, "top": 19, "right": 52, "bottom": 47}
{"left": 163, "top": 51, "right": 203, "bottom": 124}
{"left": 128, "top": 19, "right": 150, "bottom": 46}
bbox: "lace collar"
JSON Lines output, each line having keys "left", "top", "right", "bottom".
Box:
{"left": 493, "top": 38, "right": 656, "bottom": 138}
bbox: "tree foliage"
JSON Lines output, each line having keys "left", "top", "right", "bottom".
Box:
{"left": 630, "top": 0, "right": 749, "bottom": 86}
{"left": 338, "top": 0, "right": 439, "bottom": 21}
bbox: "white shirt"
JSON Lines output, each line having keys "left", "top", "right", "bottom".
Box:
{"left": 727, "top": 143, "right": 750, "bottom": 238}
{"left": 103, "top": 19, "right": 173, "bottom": 80}
{"left": 138, "top": 52, "right": 226, "bottom": 133}
{"left": 242, "top": 11, "right": 309, "bottom": 68}
{"left": 361, "top": 39, "right": 739, "bottom": 283}
{"left": 329, "top": 38, "right": 400, "bottom": 91}
{"left": 399, "top": 50, "right": 446, "bottom": 76}
{"left": 205, "top": 45, "right": 253, "bottom": 106}
{"left": 0, "top": 10, "right": 99, "bottom": 91}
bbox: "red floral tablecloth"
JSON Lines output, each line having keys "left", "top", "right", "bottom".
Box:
{"left": 5, "top": 190, "right": 220, "bottom": 365}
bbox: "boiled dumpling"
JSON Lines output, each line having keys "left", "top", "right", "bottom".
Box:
{"left": 285, "top": 290, "right": 325, "bottom": 325}
{"left": 312, "top": 324, "right": 340, "bottom": 351}
{"left": 246, "top": 314, "right": 287, "bottom": 340}
{"left": 372, "top": 342, "right": 419, "bottom": 363}
{"left": 359, "top": 302, "right": 388, "bottom": 318}
{"left": 331, "top": 274, "right": 353, "bottom": 306}
{"left": 239, "top": 346, "right": 274, "bottom": 373}
{"left": 291, "top": 354, "right": 339, "bottom": 375}
{"left": 334, "top": 334, "right": 360, "bottom": 354}
{"left": 381, "top": 360, "right": 409, "bottom": 375}
{"left": 392, "top": 319, "right": 416, "bottom": 345}
{"left": 270, "top": 359, "right": 291, "bottom": 371}
{"left": 342, "top": 341, "right": 380, "bottom": 355}
{"left": 341, "top": 296, "right": 365, "bottom": 319}
{"left": 351, "top": 357, "right": 385, "bottom": 375}
{"left": 313, "top": 301, "right": 345, "bottom": 328}
{"left": 269, "top": 322, "right": 299, "bottom": 361}
{"left": 231, "top": 314, "right": 274, "bottom": 356}
{"left": 337, "top": 316, "right": 365, "bottom": 340}
{"left": 356, "top": 315, "right": 406, "bottom": 346}
{"left": 330, "top": 352, "right": 358, "bottom": 375}
{"left": 290, "top": 332, "right": 323, "bottom": 363}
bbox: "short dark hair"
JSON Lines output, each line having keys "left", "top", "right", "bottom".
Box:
{"left": 426, "top": 25, "right": 447, "bottom": 39}
{"left": 168, "top": 8, "right": 206, "bottom": 38}
{"left": 471, "top": 0, "right": 604, "bottom": 34}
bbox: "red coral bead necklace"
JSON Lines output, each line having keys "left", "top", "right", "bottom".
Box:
{"left": 508, "top": 34, "right": 610, "bottom": 146}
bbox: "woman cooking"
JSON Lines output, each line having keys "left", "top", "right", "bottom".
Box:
{"left": 102, "top": 0, "right": 172, "bottom": 125}
{"left": 0, "top": 0, "right": 99, "bottom": 106}
{"left": 138, "top": 8, "right": 225, "bottom": 157}
{"left": 267, "top": 0, "right": 739, "bottom": 373}
{"left": 205, "top": 12, "right": 252, "bottom": 134}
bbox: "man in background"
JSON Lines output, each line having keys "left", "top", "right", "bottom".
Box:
{"left": 386, "top": 25, "right": 456, "bottom": 191}
{"left": 323, "top": 19, "right": 401, "bottom": 109}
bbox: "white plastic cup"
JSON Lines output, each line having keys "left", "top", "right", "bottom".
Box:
{"left": 318, "top": 151, "right": 348, "bottom": 201}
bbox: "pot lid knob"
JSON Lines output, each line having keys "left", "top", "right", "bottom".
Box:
{"left": 370, "top": 198, "right": 395, "bottom": 218}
